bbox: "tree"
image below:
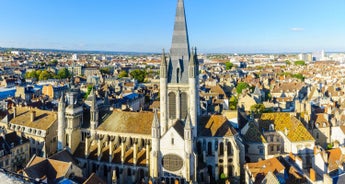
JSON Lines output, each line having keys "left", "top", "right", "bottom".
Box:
{"left": 100, "top": 67, "right": 111, "bottom": 75}
{"left": 285, "top": 60, "right": 291, "bottom": 65}
{"left": 225, "top": 61, "right": 234, "bottom": 70}
{"left": 236, "top": 82, "right": 250, "bottom": 94}
{"left": 229, "top": 96, "right": 238, "bottom": 110}
{"left": 49, "top": 59, "right": 58, "bottom": 66}
{"left": 38, "top": 70, "right": 53, "bottom": 81}
{"left": 250, "top": 104, "right": 265, "bottom": 114}
{"left": 25, "top": 70, "right": 39, "bottom": 80}
{"left": 118, "top": 70, "right": 128, "bottom": 78}
{"left": 57, "top": 68, "right": 71, "bottom": 79}
{"left": 130, "top": 69, "right": 147, "bottom": 83}
{"left": 84, "top": 85, "right": 93, "bottom": 99}
{"left": 292, "top": 73, "right": 305, "bottom": 81}
{"left": 294, "top": 60, "right": 306, "bottom": 66}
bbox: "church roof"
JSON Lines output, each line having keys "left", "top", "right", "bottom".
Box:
{"left": 198, "top": 115, "right": 237, "bottom": 137}
{"left": 97, "top": 110, "right": 154, "bottom": 135}
{"left": 172, "top": 120, "right": 185, "bottom": 138}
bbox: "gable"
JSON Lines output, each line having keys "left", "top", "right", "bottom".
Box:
{"left": 160, "top": 124, "right": 185, "bottom": 153}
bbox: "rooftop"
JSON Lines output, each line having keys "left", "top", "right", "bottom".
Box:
{"left": 97, "top": 110, "right": 154, "bottom": 135}
{"left": 10, "top": 106, "right": 57, "bottom": 131}
{"left": 259, "top": 113, "right": 314, "bottom": 142}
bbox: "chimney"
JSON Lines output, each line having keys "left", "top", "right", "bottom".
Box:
{"left": 310, "top": 168, "right": 316, "bottom": 182}
{"left": 31, "top": 111, "right": 36, "bottom": 122}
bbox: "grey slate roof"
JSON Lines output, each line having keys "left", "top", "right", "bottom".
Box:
{"left": 168, "top": 0, "right": 190, "bottom": 84}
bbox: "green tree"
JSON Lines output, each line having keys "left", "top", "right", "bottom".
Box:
{"left": 25, "top": 70, "right": 39, "bottom": 80}
{"left": 294, "top": 60, "right": 306, "bottom": 66}
{"left": 38, "top": 70, "right": 53, "bottom": 81}
{"left": 292, "top": 73, "right": 305, "bottom": 81}
{"left": 84, "top": 85, "right": 93, "bottom": 99}
{"left": 229, "top": 96, "right": 238, "bottom": 110}
{"left": 49, "top": 59, "right": 58, "bottom": 66}
{"left": 250, "top": 104, "right": 265, "bottom": 114}
{"left": 285, "top": 60, "right": 291, "bottom": 65}
{"left": 225, "top": 61, "right": 234, "bottom": 70}
{"left": 236, "top": 82, "right": 250, "bottom": 94}
{"left": 118, "top": 70, "right": 128, "bottom": 78}
{"left": 57, "top": 68, "right": 71, "bottom": 79}
{"left": 100, "top": 67, "right": 112, "bottom": 75}
{"left": 130, "top": 69, "right": 147, "bottom": 83}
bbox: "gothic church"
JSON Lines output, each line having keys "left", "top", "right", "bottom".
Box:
{"left": 57, "top": 0, "right": 243, "bottom": 183}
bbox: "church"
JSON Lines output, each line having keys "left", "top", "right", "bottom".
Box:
{"left": 57, "top": 0, "right": 244, "bottom": 183}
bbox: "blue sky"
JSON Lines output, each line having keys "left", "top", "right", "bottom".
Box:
{"left": 0, "top": 0, "right": 344, "bottom": 53}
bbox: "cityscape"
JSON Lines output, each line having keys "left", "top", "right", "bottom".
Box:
{"left": 0, "top": 0, "right": 345, "bottom": 184}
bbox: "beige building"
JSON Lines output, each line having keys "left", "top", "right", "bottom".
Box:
{"left": 8, "top": 106, "right": 58, "bottom": 157}
{"left": 0, "top": 131, "right": 30, "bottom": 172}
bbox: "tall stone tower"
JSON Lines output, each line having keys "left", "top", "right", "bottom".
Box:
{"left": 90, "top": 88, "right": 99, "bottom": 137}
{"left": 57, "top": 94, "right": 66, "bottom": 151}
{"left": 64, "top": 89, "right": 83, "bottom": 154}
{"left": 159, "top": 0, "right": 199, "bottom": 137}
{"left": 150, "top": 109, "right": 161, "bottom": 178}
{"left": 154, "top": 0, "right": 199, "bottom": 182}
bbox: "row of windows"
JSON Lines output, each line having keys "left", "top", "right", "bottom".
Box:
{"left": 10, "top": 124, "right": 43, "bottom": 136}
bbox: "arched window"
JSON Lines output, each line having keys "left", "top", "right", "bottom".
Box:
{"left": 227, "top": 141, "right": 232, "bottom": 155}
{"left": 180, "top": 92, "right": 188, "bottom": 119}
{"left": 176, "top": 68, "right": 180, "bottom": 83}
{"left": 208, "top": 142, "right": 212, "bottom": 156}
{"left": 168, "top": 92, "right": 176, "bottom": 119}
{"left": 219, "top": 142, "right": 224, "bottom": 156}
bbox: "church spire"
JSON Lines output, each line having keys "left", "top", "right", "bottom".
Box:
{"left": 169, "top": 0, "right": 190, "bottom": 84}
{"left": 171, "top": 0, "right": 190, "bottom": 59}
{"left": 160, "top": 49, "right": 167, "bottom": 79}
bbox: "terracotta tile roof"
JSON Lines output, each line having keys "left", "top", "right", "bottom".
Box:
{"left": 10, "top": 106, "right": 57, "bottom": 131}
{"left": 26, "top": 155, "right": 46, "bottom": 167}
{"left": 198, "top": 115, "right": 237, "bottom": 137}
{"left": 149, "top": 101, "right": 160, "bottom": 110}
{"left": 259, "top": 113, "right": 314, "bottom": 142}
{"left": 340, "top": 125, "right": 345, "bottom": 134}
{"left": 327, "top": 148, "right": 345, "bottom": 172}
{"left": 246, "top": 157, "right": 285, "bottom": 180}
{"left": 314, "top": 113, "right": 330, "bottom": 127}
{"left": 98, "top": 110, "right": 154, "bottom": 135}
{"left": 24, "top": 156, "right": 72, "bottom": 183}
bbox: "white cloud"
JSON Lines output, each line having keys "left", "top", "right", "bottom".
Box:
{"left": 290, "top": 27, "right": 304, "bottom": 32}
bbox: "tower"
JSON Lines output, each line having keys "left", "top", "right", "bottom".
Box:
{"left": 90, "top": 88, "right": 99, "bottom": 137}
{"left": 150, "top": 109, "right": 160, "bottom": 178}
{"left": 184, "top": 114, "right": 194, "bottom": 181}
{"left": 160, "top": 49, "right": 168, "bottom": 134}
{"left": 57, "top": 94, "right": 66, "bottom": 151}
{"left": 65, "top": 90, "right": 83, "bottom": 154}
{"left": 161, "top": 0, "right": 199, "bottom": 131}
{"left": 155, "top": 0, "right": 199, "bottom": 182}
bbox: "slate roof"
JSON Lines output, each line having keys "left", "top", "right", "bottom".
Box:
{"left": 242, "top": 121, "right": 267, "bottom": 143}
{"left": 83, "top": 173, "right": 106, "bottom": 184}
